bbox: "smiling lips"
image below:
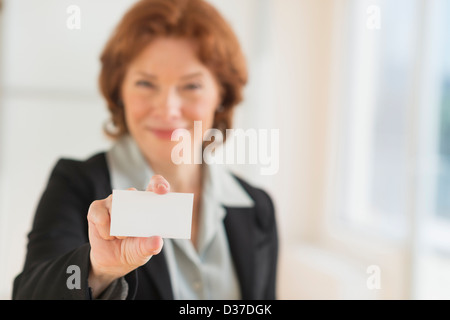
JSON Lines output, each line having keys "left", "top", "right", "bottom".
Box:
{"left": 147, "top": 126, "right": 188, "bottom": 140}
{"left": 149, "top": 128, "right": 176, "bottom": 140}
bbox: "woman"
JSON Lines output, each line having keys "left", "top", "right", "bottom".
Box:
{"left": 13, "top": 0, "right": 277, "bottom": 300}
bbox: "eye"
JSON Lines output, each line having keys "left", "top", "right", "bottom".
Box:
{"left": 183, "top": 83, "right": 202, "bottom": 90}
{"left": 136, "top": 80, "right": 156, "bottom": 88}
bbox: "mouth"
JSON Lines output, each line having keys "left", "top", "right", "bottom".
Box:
{"left": 146, "top": 127, "right": 188, "bottom": 140}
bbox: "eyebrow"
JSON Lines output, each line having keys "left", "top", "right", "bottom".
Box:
{"left": 180, "top": 72, "right": 203, "bottom": 80}
{"left": 136, "top": 71, "right": 204, "bottom": 80}
{"left": 136, "top": 71, "right": 157, "bottom": 79}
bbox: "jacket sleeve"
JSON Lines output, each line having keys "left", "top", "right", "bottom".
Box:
{"left": 12, "top": 159, "right": 97, "bottom": 299}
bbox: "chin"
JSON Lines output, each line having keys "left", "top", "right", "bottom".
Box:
{"left": 150, "top": 137, "right": 179, "bottom": 161}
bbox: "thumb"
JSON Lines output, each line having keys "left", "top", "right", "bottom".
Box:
{"left": 139, "top": 236, "right": 164, "bottom": 257}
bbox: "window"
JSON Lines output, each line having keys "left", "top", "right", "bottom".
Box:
{"left": 335, "top": 0, "right": 450, "bottom": 239}
{"left": 435, "top": 2, "right": 450, "bottom": 221}
{"left": 333, "top": 0, "right": 450, "bottom": 299}
{"left": 414, "top": 0, "right": 450, "bottom": 297}
{"left": 416, "top": 0, "right": 450, "bottom": 250}
{"left": 335, "top": 0, "right": 420, "bottom": 238}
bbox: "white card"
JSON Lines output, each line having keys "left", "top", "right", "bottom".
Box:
{"left": 110, "top": 190, "right": 194, "bottom": 239}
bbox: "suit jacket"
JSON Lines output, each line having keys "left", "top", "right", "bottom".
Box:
{"left": 12, "top": 153, "right": 278, "bottom": 299}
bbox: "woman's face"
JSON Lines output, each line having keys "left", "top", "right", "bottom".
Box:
{"left": 121, "top": 37, "right": 221, "bottom": 164}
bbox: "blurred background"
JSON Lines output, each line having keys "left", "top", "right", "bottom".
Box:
{"left": 1, "top": 0, "right": 449, "bottom": 299}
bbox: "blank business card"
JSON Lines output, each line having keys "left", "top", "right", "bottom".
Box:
{"left": 110, "top": 189, "right": 194, "bottom": 239}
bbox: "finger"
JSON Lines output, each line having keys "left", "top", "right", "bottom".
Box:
{"left": 146, "top": 175, "right": 170, "bottom": 194}
{"left": 87, "top": 197, "right": 115, "bottom": 240}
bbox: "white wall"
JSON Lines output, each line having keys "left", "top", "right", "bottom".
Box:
{"left": 0, "top": 0, "right": 136, "bottom": 299}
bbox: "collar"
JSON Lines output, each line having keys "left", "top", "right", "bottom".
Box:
{"left": 105, "top": 135, "right": 254, "bottom": 208}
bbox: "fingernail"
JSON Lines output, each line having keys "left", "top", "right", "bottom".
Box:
{"left": 157, "top": 183, "right": 167, "bottom": 191}
{"left": 150, "top": 237, "right": 163, "bottom": 254}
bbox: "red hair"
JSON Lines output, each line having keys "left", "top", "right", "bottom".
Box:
{"left": 99, "top": 0, "right": 248, "bottom": 139}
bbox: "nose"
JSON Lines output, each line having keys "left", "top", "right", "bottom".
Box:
{"left": 153, "top": 87, "right": 182, "bottom": 121}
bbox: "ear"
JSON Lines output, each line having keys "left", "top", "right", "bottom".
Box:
{"left": 216, "top": 105, "right": 225, "bottom": 113}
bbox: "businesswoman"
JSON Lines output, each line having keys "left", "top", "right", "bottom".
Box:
{"left": 13, "top": 0, "right": 277, "bottom": 299}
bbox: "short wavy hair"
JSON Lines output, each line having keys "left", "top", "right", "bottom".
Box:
{"left": 99, "top": 0, "right": 248, "bottom": 140}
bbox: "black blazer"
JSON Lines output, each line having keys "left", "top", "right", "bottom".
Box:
{"left": 12, "top": 153, "right": 278, "bottom": 300}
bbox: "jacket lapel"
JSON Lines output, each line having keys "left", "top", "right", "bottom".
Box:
{"left": 140, "top": 249, "right": 174, "bottom": 300}
{"left": 223, "top": 207, "right": 256, "bottom": 300}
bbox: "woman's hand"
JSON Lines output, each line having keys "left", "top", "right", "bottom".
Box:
{"left": 87, "top": 175, "right": 169, "bottom": 298}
